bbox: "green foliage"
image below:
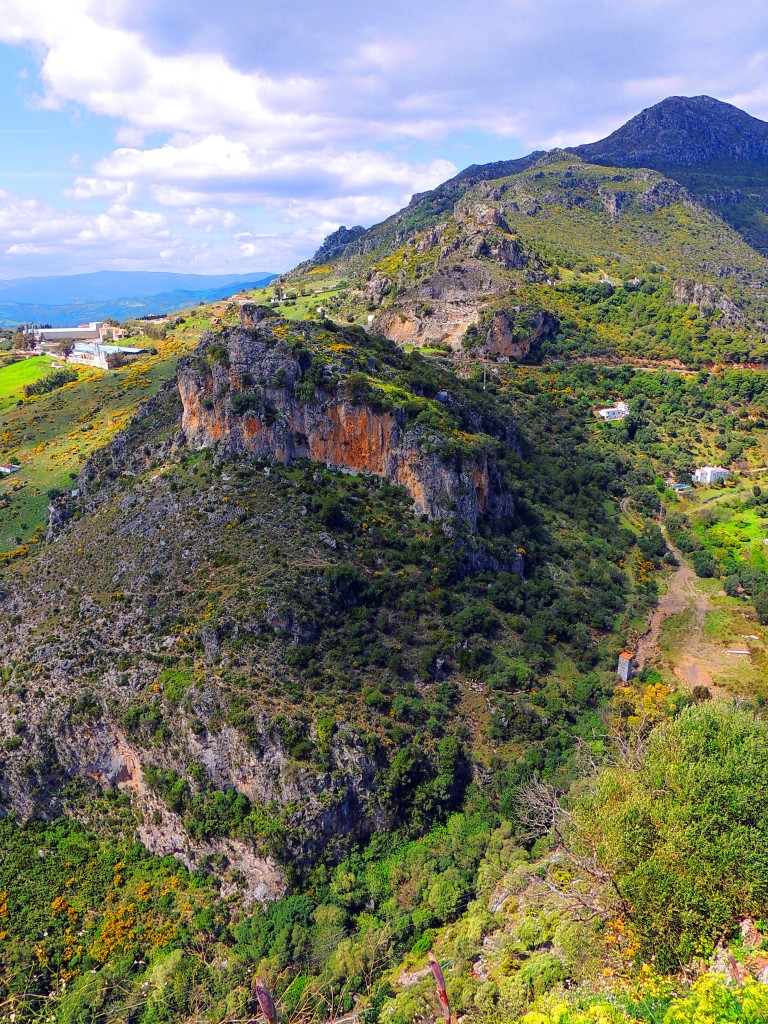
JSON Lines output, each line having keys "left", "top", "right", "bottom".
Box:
{"left": 691, "top": 548, "right": 718, "bottom": 577}
{"left": 230, "top": 390, "right": 260, "bottom": 414}
{"left": 205, "top": 341, "right": 230, "bottom": 367}
{"left": 572, "top": 702, "right": 768, "bottom": 969}
{"left": 519, "top": 975, "right": 768, "bottom": 1023}
{"left": 752, "top": 590, "right": 768, "bottom": 624}
{"left": 661, "top": 974, "right": 768, "bottom": 1023}
{"left": 0, "top": 810, "right": 219, "bottom": 1023}
{"left": 23, "top": 365, "right": 78, "bottom": 397}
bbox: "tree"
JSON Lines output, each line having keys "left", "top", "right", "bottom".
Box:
{"left": 570, "top": 703, "right": 768, "bottom": 969}
{"left": 691, "top": 549, "right": 717, "bottom": 578}
{"left": 752, "top": 590, "right": 768, "bottom": 624}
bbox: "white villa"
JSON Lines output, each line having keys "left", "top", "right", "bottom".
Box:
{"left": 693, "top": 466, "right": 730, "bottom": 485}
{"left": 597, "top": 401, "right": 630, "bottom": 421}
{"left": 22, "top": 321, "right": 147, "bottom": 370}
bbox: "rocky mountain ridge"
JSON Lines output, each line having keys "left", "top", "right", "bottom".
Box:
{"left": 571, "top": 94, "right": 768, "bottom": 168}
{"left": 570, "top": 95, "right": 768, "bottom": 255}
{"left": 0, "top": 305, "right": 529, "bottom": 903}
{"left": 284, "top": 148, "right": 768, "bottom": 361}
{"left": 306, "top": 96, "right": 768, "bottom": 270}
{"left": 3, "top": 92, "right": 768, "bottom": 1024}
{"left": 0, "top": 381, "right": 392, "bottom": 901}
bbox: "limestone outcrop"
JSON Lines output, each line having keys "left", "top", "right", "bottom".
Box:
{"left": 672, "top": 278, "right": 745, "bottom": 326}
{"left": 481, "top": 308, "right": 557, "bottom": 360}
{"left": 178, "top": 306, "right": 514, "bottom": 530}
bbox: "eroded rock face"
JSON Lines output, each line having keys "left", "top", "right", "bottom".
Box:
{"left": 367, "top": 196, "right": 547, "bottom": 350}
{"left": 312, "top": 224, "right": 366, "bottom": 263}
{"left": 178, "top": 311, "right": 513, "bottom": 529}
{"left": 373, "top": 299, "right": 480, "bottom": 350}
{"left": 363, "top": 271, "right": 392, "bottom": 306}
{"left": 673, "top": 278, "right": 745, "bottom": 326}
{"left": 481, "top": 309, "right": 557, "bottom": 360}
{"left": 0, "top": 667, "right": 382, "bottom": 904}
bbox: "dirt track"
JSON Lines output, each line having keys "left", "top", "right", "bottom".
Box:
{"left": 634, "top": 539, "right": 718, "bottom": 692}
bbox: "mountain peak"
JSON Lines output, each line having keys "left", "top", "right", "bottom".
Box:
{"left": 572, "top": 94, "right": 768, "bottom": 167}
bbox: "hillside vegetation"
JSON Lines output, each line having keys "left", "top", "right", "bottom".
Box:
{"left": 4, "top": 97, "right": 768, "bottom": 1023}
{"left": 0, "top": 306, "right": 231, "bottom": 555}
{"left": 265, "top": 152, "right": 768, "bottom": 368}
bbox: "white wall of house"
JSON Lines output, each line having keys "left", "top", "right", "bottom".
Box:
{"left": 693, "top": 466, "right": 730, "bottom": 484}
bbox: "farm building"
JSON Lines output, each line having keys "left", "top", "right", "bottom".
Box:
{"left": 26, "top": 322, "right": 128, "bottom": 346}
{"left": 68, "top": 343, "right": 148, "bottom": 371}
{"left": 617, "top": 652, "right": 634, "bottom": 682}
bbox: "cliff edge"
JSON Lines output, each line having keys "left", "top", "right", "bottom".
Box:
{"left": 178, "top": 304, "right": 515, "bottom": 530}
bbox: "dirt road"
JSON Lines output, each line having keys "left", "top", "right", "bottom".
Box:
{"left": 634, "top": 539, "right": 717, "bottom": 692}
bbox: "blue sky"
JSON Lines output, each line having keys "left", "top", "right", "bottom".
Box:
{"left": 0, "top": 0, "right": 767, "bottom": 278}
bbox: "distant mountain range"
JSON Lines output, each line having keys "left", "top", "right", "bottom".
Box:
{"left": 0, "top": 271, "right": 276, "bottom": 328}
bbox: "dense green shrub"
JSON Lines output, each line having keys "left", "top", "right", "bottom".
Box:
{"left": 24, "top": 366, "right": 78, "bottom": 396}
{"left": 572, "top": 702, "right": 768, "bottom": 969}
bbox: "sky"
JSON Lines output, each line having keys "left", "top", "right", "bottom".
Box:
{"left": 0, "top": 0, "right": 768, "bottom": 279}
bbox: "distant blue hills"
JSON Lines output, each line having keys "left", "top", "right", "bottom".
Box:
{"left": 0, "top": 271, "right": 276, "bottom": 327}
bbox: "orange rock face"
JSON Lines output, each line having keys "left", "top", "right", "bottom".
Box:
{"left": 178, "top": 318, "right": 512, "bottom": 528}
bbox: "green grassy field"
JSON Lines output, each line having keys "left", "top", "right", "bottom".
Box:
{"left": 0, "top": 354, "right": 56, "bottom": 412}
{"left": 684, "top": 483, "right": 768, "bottom": 570}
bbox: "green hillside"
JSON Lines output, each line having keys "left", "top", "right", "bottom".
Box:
{"left": 0, "top": 309, "right": 227, "bottom": 556}
{"left": 265, "top": 153, "right": 768, "bottom": 368}
{"left": 4, "top": 101, "right": 768, "bottom": 1023}
{"left": 572, "top": 95, "right": 768, "bottom": 255}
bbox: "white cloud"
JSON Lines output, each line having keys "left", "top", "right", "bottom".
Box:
{"left": 97, "top": 138, "right": 455, "bottom": 211}
{"left": 64, "top": 176, "right": 135, "bottom": 201}
{"left": 184, "top": 207, "right": 240, "bottom": 228}
{"left": 0, "top": 187, "right": 183, "bottom": 275}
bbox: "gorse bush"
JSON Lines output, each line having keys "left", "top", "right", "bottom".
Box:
{"left": 520, "top": 976, "right": 768, "bottom": 1024}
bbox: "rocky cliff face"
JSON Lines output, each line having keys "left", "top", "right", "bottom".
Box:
{"left": 672, "top": 278, "right": 745, "bottom": 326}
{"left": 0, "top": 698, "right": 288, "bottom": 905}
{"left": 481, "top": 308, "right": 558, "bottom": 360}
{"left": 365, "top": 199, "right": 546, "bottom": 350}
{"left": 2, "top": 310, "right": 520, "bottom": 905}
{"left": 1, "top": 387, "right": 398, "bottom": 901}
{"left": 311, "top": 224, "right": 367, "bottom": 262}
{"left": 178, "top": 306, "right": 514, "bottom": 530}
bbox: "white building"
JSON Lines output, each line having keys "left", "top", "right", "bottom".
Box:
{"left": 617, "top": 651, "right": 634, "bottom": 682}
{"left": 693, "top": 466, "right": 730, "bottom": 485}
{"left": 26, "top": 322, "right": 128, "bottom": 346}
{"left": 67, "top": 343, "right": 148, "bottom": 371}
{"left": 597, "top": 401, "right": 630, "bottom": 421}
